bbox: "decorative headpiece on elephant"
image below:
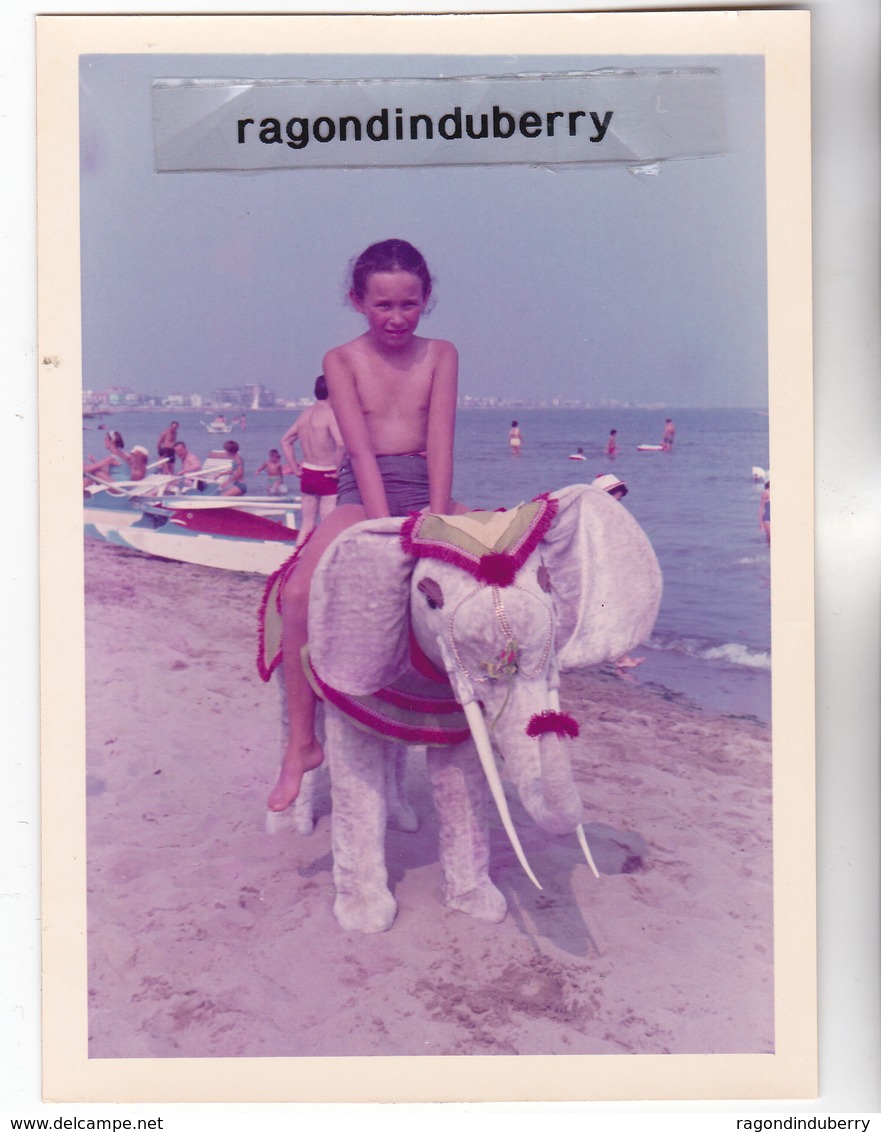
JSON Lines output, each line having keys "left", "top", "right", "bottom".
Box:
{"left": 296, "top": 483, "right": 661, "bottom": 932}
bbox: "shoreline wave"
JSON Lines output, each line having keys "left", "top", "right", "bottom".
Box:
{"left": 648, "top": 633, "right": 770, "bottom": 672}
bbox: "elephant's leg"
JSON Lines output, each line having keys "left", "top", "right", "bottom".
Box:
{"left": 384, "top": 743, "right": 419, "bottom": 832}
{"left": 426, "top": 742, "right": 507, "bottom": 924}
{"left": 325, "top": 707, "right": 397, "bottom": 933}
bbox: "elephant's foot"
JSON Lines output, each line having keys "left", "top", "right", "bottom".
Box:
{"left": 333, "top": 888, "right": 397, "bottom": 934}
{"left": 387, "top": 801, "right": 419, "bottom": 833}
{"left": 267, "top": 739, "right": 324, "bottom": 812}
{"left": 445, "top": 879, "right": 507, "bottom": 924}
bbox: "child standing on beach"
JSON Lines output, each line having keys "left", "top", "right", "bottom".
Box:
{"left": 256, "top": 449, "right": 285, "bottom": 495}
{"left": 219, "top": 439, "right": 246, "bottom": 496}
{"left": 268, "top": 238, "right": 459, "bottom": 812}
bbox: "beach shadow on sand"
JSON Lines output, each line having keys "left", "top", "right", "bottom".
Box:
{"left": 276, "top": 739, "right": 655, "bottom": 964}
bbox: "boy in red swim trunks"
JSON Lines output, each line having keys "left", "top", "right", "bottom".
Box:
{"left": 281, "top": 375, "right": 345, "bottom": 546}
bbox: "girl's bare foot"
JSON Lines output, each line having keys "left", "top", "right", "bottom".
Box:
{"left": 268, "top": 741, "right": 324, "bottom": 811}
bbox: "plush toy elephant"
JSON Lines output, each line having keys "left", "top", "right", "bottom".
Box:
{"left": 295, "top": 483, "right": 662, "bottom": 933}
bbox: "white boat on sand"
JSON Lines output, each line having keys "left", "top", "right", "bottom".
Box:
{"left": 84, "top": 459, "right": 302, "bottom": 574}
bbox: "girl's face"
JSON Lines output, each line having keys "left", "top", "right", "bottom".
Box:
{"left": 351, "top": 270, "right": 429, "bottom": 349}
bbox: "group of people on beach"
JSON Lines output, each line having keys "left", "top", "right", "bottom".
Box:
{"left": 83, "top": 420, "right": 247, "bottom": 497}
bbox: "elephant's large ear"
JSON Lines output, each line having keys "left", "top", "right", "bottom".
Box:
{"left": 309, "top": 517, "right": 415, "bottom": 696}
{"left": 541, "top": 484, "right": 662, "bottom": 670}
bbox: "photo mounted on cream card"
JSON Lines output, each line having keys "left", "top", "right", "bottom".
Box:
{"left": 38, "top": 11, "right": 815, "bottom": 1103}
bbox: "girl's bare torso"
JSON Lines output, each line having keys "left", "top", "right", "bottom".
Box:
{"left": 329, "top": 333, "right": 444, "bottom": 456}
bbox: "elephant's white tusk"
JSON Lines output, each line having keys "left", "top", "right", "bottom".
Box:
{"left": 462, "top": 700, "right": 543, "bottom": 891}
{"left": 548, "top": 689, "right": 600, "bottom": 879}
{"left": 576, "top": 823, "right": 601, "bottom": 879}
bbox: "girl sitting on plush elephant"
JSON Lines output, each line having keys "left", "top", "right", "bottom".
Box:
{"left": 261, "top": 483, "right": 662, "bottom": 933}
{"left": 266, "top": 238, "right": 463, "bottom": 815}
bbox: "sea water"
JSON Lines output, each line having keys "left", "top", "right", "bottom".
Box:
{"left": 84, "top": 407, "right": 772, "bottom": 723}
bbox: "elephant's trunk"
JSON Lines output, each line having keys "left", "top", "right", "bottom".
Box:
{"left": 464, "top": 687, "right": 583, "bottom": 833}
{"left": 511, "top": 728, "right": 584, "bottom": 835}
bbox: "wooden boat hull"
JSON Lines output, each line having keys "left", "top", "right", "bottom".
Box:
{"left": 85, "top": 501, "right": 299, "bottom": 575}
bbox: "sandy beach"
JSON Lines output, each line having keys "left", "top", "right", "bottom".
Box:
{"left": 84, "top": 536, "right": 773, "bottom": 1062}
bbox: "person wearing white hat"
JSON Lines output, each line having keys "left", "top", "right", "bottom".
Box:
{"left": 592, "top": 472, "right": 628, "bottom": 500}
{"left": 103, "top": 429, "right": 148, "bottom": 481}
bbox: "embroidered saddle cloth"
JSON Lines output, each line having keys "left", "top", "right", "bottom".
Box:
{"left": 401, "top": 494, "right": 556, "bottom": 586}
{"left": 304, "top": 639, "right": 470, "bottom": 746}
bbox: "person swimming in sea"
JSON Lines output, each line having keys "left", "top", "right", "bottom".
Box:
{"left": 759, "top": 480, "right": 770, "bottom": 545}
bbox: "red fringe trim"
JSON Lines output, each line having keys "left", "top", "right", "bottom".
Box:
{"left": 401, "top": 492, "right": 558, "bottom": 588}
{"left": 525, "top": 710, "right": 580, "bottom": 739}
{"left": 255, "top": 530, "right": 315, "bottom": 683}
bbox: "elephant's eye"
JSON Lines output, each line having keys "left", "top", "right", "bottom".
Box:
{"left": 537, "top": 565, "right": 552, "bottom": 593}
{"left": 417, "top": 577, "right": 444, "bottom": 610}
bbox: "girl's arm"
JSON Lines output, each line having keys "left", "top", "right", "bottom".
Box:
{"left": 426, "top": 341, "right": 459, "bottom": 514}
{"left": 324, "top": 347, "right": 391, "bottom": 518}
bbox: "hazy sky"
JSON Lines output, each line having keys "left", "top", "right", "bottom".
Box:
{"left": 80, "top": 52, "right": 767, "bottom": 407}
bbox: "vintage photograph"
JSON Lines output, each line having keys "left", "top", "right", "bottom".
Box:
{"left": 38, "top": 12, "right": 815, "bottom": 1103}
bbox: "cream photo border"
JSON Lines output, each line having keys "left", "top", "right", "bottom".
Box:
{"left": 37, "top": 10, "right": 814, "bottom": 1103}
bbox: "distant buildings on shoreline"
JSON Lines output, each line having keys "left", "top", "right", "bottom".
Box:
{"left": 82, "top": 383, "right": 307, "bottom": 413}
{"left": 82, "top": 384, "right": 668, "bottom": 413}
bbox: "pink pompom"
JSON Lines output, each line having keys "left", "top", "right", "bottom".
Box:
{"left": 525, "top": 710, "right": 580, "bottom": 739}
{"left": 477, "top": 552, "right": 518, "bottom": 587}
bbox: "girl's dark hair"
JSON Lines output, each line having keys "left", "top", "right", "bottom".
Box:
{"left": 223, "top": 440, "right": 239, "bottom": 454}
{"left": 109, "top": 430, "right": 124, "bottom": 448}
{"left": 314, "top": 375, "right": 329, "bottom": 400}
{"left": 349, "top": 239, "right": 433, "bottom": 300}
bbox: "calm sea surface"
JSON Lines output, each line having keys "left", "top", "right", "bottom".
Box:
{"left": 84, "top": 407, "right": 772, "bottom": 723}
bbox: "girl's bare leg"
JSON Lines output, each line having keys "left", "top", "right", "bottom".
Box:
{"left": 318, "top": 493, "right": 338, "bottom": 524}
{"left": 295, "top": 493, "right": 318, "bottom": 547}
{"left": 268, "top": 504, "right": 366, "bottom": 811}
